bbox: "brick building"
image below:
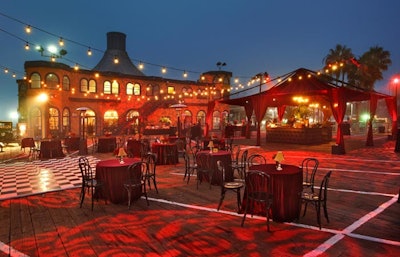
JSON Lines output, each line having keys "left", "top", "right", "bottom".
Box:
{"left": 16, "top": 32, "right": 232, "bottom": 140}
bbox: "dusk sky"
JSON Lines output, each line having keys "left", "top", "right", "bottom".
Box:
{"left": 1, "top": 0, "right": 399, "bottom": 123}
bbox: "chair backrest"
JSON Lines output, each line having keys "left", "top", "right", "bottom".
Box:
{"left": 196, "top": 152, "right": 210, "bottom": 171}
{"left": 318, "top": 170, "right": 332, "bottom": 202}
{"left": 247, "top": 154, "right": 267, "bottom": 167}
{"left": 245, "top": 170, "right": 272, "bottom": 203}
{"left": 21, "top": 137, "right": 35, "bottom": 148}
{"left": 176, "top": 139, "right": 186, "bottom": 152}
{"left": 78, "top": 156, "right": 94, "bottom": 181}
{"left": 231, "top": 145, "right": 241, "bottom": 162}
{"left": 140, "top": 140, "right": 150, "bottom": 159}
{"left": 301, "top": 158, "right": 319, "bottom": 187}
{"left": 216, "top": 160, "right": 226, "bottom": 184}
{"left": 127, "top": 161, "right": 147, "bottom": 184}
{"left": 144, "top": 153, "right": 157, "bottom": 176}
{"left": 239, "top": 149, "right": 249, "bottom": 167}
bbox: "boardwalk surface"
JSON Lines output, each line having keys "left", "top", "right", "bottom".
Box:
{"left": 0, "top": 134, "right": 399, "bottom": 256}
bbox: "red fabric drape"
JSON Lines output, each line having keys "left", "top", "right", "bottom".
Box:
{"left": 252, "top": 94, "right": 269, "bottom": 145}
{"left": 205, "top": 101, "right": 216, "bottom": 137}
{"left": 277, "top": 105, "right": 286, "bottom": 121}
{"left": 366, "top": 94, "right": 378, "bottom": 146}
{"left": 385, "top": 96, "right": 397, "bottom": 138}
{"left": 244, "top": 103, "right": 254, "bottom": 139}
{"left": 330, "top": 88, "right": 347, "bottom": 150}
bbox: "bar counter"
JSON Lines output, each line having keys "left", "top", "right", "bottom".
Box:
{"left": 265, "top": 126, "right": 332, "bottom": 145}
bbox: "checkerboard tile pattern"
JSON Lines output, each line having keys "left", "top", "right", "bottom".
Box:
{"left": 0, "top": 156, "right": 100, "bottom": 200}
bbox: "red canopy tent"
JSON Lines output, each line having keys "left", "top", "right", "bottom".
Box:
{"left": 219, "top": 68, "right": 396, "bottom": 153}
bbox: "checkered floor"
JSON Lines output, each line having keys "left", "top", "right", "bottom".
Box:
{"left": 0, "top": 156, "right": 100, "bottom": 200}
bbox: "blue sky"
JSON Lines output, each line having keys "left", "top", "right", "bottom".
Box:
{"left": 1, "top": 0, "right": 400, "bottom": 123}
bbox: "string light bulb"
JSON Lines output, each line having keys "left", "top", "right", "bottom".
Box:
{"left": 183, "top": 71, "right": 188, "bottom": 78}
{"left": 161, "top": 67, "right": 167, "bottom": 73}
{"left": 138, "top": 62, "right": 144, "bottom": 70}
{"left": 114, "top": 56, "right": 119, "bottom": 64}
{"left": 87, "top": 47, "right": 92, "bottom": 56}
{"left": 59, "top": 37, "right": 64, "bottom": 46}
{"left": 25, "top": 42, "right": 30, "bottom": 50}
{"left": 25, "top": 25, "right": 31, "bottom": 34}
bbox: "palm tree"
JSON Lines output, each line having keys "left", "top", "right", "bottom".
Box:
{"left": 323, "top": 44, "right": 354, "bottom": 85}
{"left": 348, "top": 46, "right": 391, "bottom": 91}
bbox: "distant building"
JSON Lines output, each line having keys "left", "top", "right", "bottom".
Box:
{"left": 17, "top": 32, "right": 233, "bottom": 139}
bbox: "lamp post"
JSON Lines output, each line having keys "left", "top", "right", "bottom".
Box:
{"left": 170, "top": 103, "right": 187, "bottom": 137}
{"left": 76, "top": 107, "right": 89, "bottom": 155}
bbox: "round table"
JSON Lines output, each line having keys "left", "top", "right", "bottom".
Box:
{"left": 95, "top": 158, "right": 141, "bottom": 204}
{"left": 244, "top": 163, "right": 303, "bottom": 222}
{"left": 198, "top": 150, "right": 233, "bottom": 185}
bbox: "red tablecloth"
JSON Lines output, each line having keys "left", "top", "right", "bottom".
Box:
{"left": 64, "top": 137, "right": 80, "bottom": 151}
{"left": 151, "top": 143, "right": 178, "bottom": 165}
{"left": 95, "top": 158, "right": 141, "bottom": 204}
{"left": 243, "top": 163, "right": 303, "bottom": 222}
{"left": 198, "top": 150, "right": 233, "bottom": 185}
{"left": 126, "top": 139, "right": 141, "bottom": 157}
{"left": 97, "top": 136, "right": 117, "bottom": 153}
{"left": 39, "top": 140, "right": 64, "bottom": 159}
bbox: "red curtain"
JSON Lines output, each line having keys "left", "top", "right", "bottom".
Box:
{"left": 277, "top": 105, "right": 286, "bottom": 121}
{"left": 366, "top": 94, "right": 378, "bottom": 146}
{"left": 244, "top": 102, "right": 254, "bottom": 139}
{"left": 205, "top": 100, "right": 215, "bottom": 137}
{"left": 385, "top": 96, "right": 397, "bottom": 138}
{"left": 252, "top": 94, "right": 269, "bottom": 145}
{"left": 330, "top": 88, "right": 347, "bottom": 149}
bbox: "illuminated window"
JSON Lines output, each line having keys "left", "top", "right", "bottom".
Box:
{"left": 30, "top": 73, "right": 41, "bottom": 89}
{"left": 112, "top": 80, "right": 119, "bottom": 94}
{"left": 62, "top": 76, "right": 70, "bottom": 91}
{"left": 49, "top": 107, "right": 59, "bottom": 130}
{"left": 104, "top": 110, "right": 118, "bottom": 132}
{"left": 197, "top": 110, "right": 206, "bottom": 126}
{"left": 62, "top": 108, "right": 70, "bottom": 132}
{"left": 88, "top": 79, "right": 96, "bottom": 93}
{"left": 133, "top": 83, "right": 141, "bottom": 95}
{"left": 80, "top": 78, "right": 89, "bottom": 92}
{"left": 45, "top": 73, "right": 59, "bottom": 89}
{"left": 126, "top": 83, "right": 134, "bottom": 95}
{"left": 30, "top": 107, "right": 42, "bottom": 138}
{"left": 103, "top": 81, "right": 111, "bottom": 94}
{"left": 212, "top": 111, "right": 221, "bottom": 130}
{"left": 167, "top": 86, "right": 175, "bottom": 94}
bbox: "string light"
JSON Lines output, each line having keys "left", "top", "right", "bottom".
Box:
{"left": 25, "top": 25, "right": 31, "bottom": 34}
{"left": 87, "top": 47, "right": 92, "bottom": 56}
{"left": 114, "top": 56, "right": 119, "bottom": 64}
{"left": 59, "top": 37, "right": 64, "bottom": 46}
{"left": 25, "top": 42, "right": 30, "bottom": 50}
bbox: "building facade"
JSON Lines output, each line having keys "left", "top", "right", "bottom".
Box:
{"left": 16, "top": 32, "right": 233, "bottom": 140}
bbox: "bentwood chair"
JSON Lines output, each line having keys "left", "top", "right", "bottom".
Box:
{"left": 301, "top": 158, "right": 319, "bottom": 193}
{"left": 196, "top": 152, "right": 213, "bottom": 189}
{"left": 241, "top": 170, "right": 273, "bottom": 231}
{"left": 183, "top": 151, "right": 197, "bottom": 184}
{"left": 216, "top": 160, "right": 244, "bottom": 213}
{"left": 301, "top": 170, "right": 332, "bottom": 229}
{"left": 176, "top": 139, "right": 186, "bottom": 160}
{"left": 124, "top": 161, "right": 149, "bottom": 209}
{"left": 231, "top": 149, "right": 248, "bottom": 181}
{"left": 143, "top": 153, "right": 158, "bottom": 193}
{"left": 247, "top": 154, "right": 267, "bottom": 168}
{"left": 78, "top": 156, "right": 105, "bottom": 210}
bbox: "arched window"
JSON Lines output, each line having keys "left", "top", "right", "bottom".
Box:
{"left": 197, "top": 110, "right": 206, "bottom": 126}
{"left": 30, "top": 107, "right": 42, "bottom": 138}
{"left": 80, "top": 78, "right": 89, "bottom": 92}
{"left": 88, "top": 79, "right": 96, "bottom": 93}
{"left": 183, "top": 110, "right": 192, "bottom": 129}
{"left": 45, "top": 73, "right": 59, "bottom": 89}
{"left": 112, "top": 80, "right": 119, "bottom": 94}
{"left": 103, "top": 81, "right": 111, "bottom": 94}
{"left": 30, "top": 73, "right": 41, "bottom": 89}
{"left": 62, "top": 108, "right": 70, "bottom": 133}
{"left": 49, "top": 107, "right": 60, "bottom": 132}
{"left": 126, "top": 110, "right": 140, "bottom": 121}
{"left": 85, "top": 110, "right": 96, "bottom": 136}
{"left": 62, "top": 76, "right": 70, "bottom": 91}
{"left": 104, "top": 110, "right": 118, "bottom": 133}
{"left": 126, "top": 83, "right": 134, "bottom": 95}
{"left": 212, "top": 110, "right": 221, "bottom": 130}
{"left": 133, "top": 83, "right": 141, "bottom": 95}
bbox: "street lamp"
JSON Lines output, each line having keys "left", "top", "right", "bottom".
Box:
{"left": 170, "top": 103, "right": 187, "bottom": 137}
